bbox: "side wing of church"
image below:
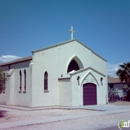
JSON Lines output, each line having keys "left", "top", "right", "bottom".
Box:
{"left": 0, "top": 39, "right": 108, "bottom": 107}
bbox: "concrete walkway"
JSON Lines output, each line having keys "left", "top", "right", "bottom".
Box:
{"left": 1, "top": 104, "right": 130, "bottom": 111}
{"left": 0, "top": 104, "right": 130, "bottom": 129}
{"left": 80, "top": 104, "right": 130, "bottom": 111}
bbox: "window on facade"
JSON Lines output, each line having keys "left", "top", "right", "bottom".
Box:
{"left": 19, "top": 70, "right": 22, "bottom": 91}
{"left": 44, "top": 71, "right": 48, "bottom": 91}
{"left": 109, "top": 84, "right": 114, "bottom": 91}
{"left": 67, "top": 59, "right": 80, "bottom": 73}
{"left": 24, "top": 69, "right": 26, "bottom": 91}
{"left": 8, "top": 65, "right": 10, "bottom": 70}
{"left": 3, "top": 85, "right": 5, "bottom": 93}
{"left": 3, "top": 73, "right": 6, "bottom": 93}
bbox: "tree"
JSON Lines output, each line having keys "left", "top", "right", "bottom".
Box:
{"left": 0, "top": 66, "right": 7, "bottom": 94}
{"left": 116, "top": 62, "right": 130, "bottom": 101}
{"left": 116, "top": 62, "right": 130, "bottom": 83}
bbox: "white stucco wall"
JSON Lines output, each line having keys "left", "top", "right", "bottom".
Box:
{"left": 59, "top": 78, "right": 72, "bottom": 106}
{"left": 0, "top": 92, "right": 6, "bottom": 104}
{"left": 57, "top": 40, "right": 107, "bottom": 76}
{"left": 70, "top": 68, "right": 107, "bottom": 106}
{"left": 31, "top": 40, "right": 107, "bottom": 107}
{"left": 0, "top": 61, "right": 31, "bottom": 107}
{"left": 6, "top": 70, "right": 15, "bottom": 105}
{"left": 0, "top": 39, "right": 107, "bottom": 107}
{"left": 12, "top": 67, "right": 30, "bottom": 106}
{"left": 31, "top": 46, "right": 60, "bottom": 107}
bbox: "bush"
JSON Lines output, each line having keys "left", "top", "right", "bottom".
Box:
{"left": 0, "top": 66, "right": 7, "bottom": 93}
{"left": 126, "top": 90, "right": 130, "bottom": 101}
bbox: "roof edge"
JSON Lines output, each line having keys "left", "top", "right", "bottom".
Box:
{"left": 0, "top": 56, "right": 32, "bottom": 66}
{"left": 32, "top": 39, "right": 76, "bottom": 53}
{"left": 32, "top": 39, "right": 106, "bottom": 62}
{"left": 69, "top": 67, "right": 106, "bottom": 77}
{"left": 76, "top": 40, "right": 107, "bottom": 62}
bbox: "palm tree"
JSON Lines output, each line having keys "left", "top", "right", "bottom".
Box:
{"left": 116, "top": 62, "right": 130, "bottom": 83}
{"left": 116, "top": 62, "right": 130, "bottom": 101}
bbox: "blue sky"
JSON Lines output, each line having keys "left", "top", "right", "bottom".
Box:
{"left": 0, "top": 0, "right": 130, "bottom": 77}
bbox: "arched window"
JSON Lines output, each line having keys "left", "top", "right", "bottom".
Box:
{"left": 44, "top": 71, "right": 48, "bottom": 90}
{"left": 24, "top": 69, "right": 26, "bottom": 91}
{"left": 67, "top": 59, "right": 80, "bottom": 73}
{"left": 19, "top": 70, "right": 22, "bottom": 91}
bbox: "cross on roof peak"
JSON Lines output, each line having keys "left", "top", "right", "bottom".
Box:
{"left": 69, "top": 26, "right": 75, "bottom": 40}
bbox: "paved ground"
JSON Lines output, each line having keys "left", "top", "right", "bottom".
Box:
{"left": 1, "top": 110, "right": 130, "bottom": 130}
{"left": 79, "top": 103, "right": 130, "bottom": 111}
{"left": 98, "top": 126, "right": 130, "bottom": 130}
{"left": 0, "top": 102, "right": 130, "bottom": 130}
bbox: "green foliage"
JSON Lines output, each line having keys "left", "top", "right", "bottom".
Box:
{"left": 116, "top": 62, "right": 130, "bottom": 82}
{"left": 116, "top": 62, "right": 130, "bottom": 101}
{"left": 126, "top": 90, "right": 130, "bottom": 101}
{"left": 0, "top": 66, "right": 7, "bottom": 94}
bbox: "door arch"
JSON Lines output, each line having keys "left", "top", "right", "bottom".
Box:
{"left": 83, "top": 83, "right": 97, "bottom": 105}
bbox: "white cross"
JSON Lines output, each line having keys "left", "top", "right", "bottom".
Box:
{"left": 69, "top": 26, "right": 75, "bottom": 40}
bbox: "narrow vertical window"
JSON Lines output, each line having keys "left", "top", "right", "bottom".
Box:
{"left": 44, "top": 71, "right": 48, "bottom": 91}
{"left": 19, "top": 70, "right": 22, "bottom": 93}
{"left": 3, "top": 73, "right": 6, "bottom": 93}
{"left": 24, "top": 69, "right": 26, "bottom": 92}
{"left": 8, "top": 65, "right": 10, "bottom": 70}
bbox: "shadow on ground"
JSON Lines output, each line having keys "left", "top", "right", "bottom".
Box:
{"left": 0, "top": 110, "right": 6, "bottom": 118}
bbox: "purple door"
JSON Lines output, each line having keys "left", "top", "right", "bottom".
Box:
{"left": 83, "top": 83, "right": 97, "bottom": 105}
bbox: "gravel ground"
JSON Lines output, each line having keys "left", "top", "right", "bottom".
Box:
{"left": 0, "top": 108, "right": 98, "bottom": 123}
{"left": 0, "top": 101, "right": 130, "bottom": 130}
{"left": 1, "top": 110, "right": 130, "bottom": 130}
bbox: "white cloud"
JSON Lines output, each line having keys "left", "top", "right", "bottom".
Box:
{"left": 0, "top": 55, "right": 21, "bottom": 63}
{"left": 107, "top": 63, "right": 122, "bottom": 77}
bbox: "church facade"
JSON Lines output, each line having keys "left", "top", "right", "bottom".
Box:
{"left": 0, "top": 39, "right": 108, "bottom": 107}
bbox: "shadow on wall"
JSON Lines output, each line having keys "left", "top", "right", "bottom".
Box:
{"left": 0, "top": 110, "right": 6, "bottom": 118}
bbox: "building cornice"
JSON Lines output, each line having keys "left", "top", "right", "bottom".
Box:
{"left": 0, "top": 56, "right": 32, "bottom": 66}
{"left": 69, "top": 67, "right": 106, "bottom": 77}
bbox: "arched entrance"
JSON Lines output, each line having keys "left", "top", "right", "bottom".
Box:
{"left": 83, "top": 83, "right": 97, "bottom": 105}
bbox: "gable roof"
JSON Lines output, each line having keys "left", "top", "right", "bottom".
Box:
{"left": 0, "top": 56, "right": 32, "bottom": 66}
{"left": 0, "top": 39, "right": 106, "bottom": 66}
{"left": 32, "top": 39, "right": 106, "bottom": 62}
{"left": 69, "top": 67, "right": 106, "bottom": 77}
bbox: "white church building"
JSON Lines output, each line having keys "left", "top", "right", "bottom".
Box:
{"left": 0, "top": 29, "right": 108, "bottom": 107}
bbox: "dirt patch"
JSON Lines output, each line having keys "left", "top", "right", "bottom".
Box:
{"left": 109, "top": 101, "right": 130, "bottom": 106}
{"left": 0, "top": 110, "right": 6, "bottom": 118}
